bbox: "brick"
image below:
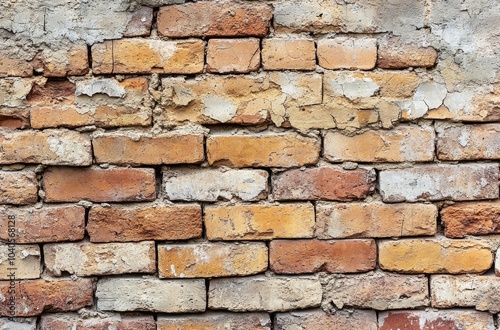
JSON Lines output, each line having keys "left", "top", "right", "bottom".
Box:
{"left": 87, "top": 203, "right": 202, "bottom": 242}
{"left": 0, "top": 278, "right": 92, "bottom": 316}
{"left": 378, "top": 40, "right": 438, "bottom": 69}
{"left": 92, "top": 39, "right": 204, "bottom": 74}
{"left": 318, "top": 38, "right": 377, "bottom": 70}
{"left": 0, "top": 318, "right": 36, "bottom": 330}
{"left": 43, "top": 167, "right": 156, "bottom": 202}
{"left": 437, "top": 123, "right": 500, "bottom": 160}
{"left": 441, "top": 202, "right": 500, "bottom": 238}
{"left": 207, "top": 39, "right": 260, "bottom": 73}
{"left": 164, "top": 168, "right": 268, "bottom": 202}
{"left": 158, "top": 242, "right": 267, "bottom": 278}
{"left": 262, "top": 39, "right": 316, "bottom": 70}
{"left": 0, "top": 129, "right": 91, "bottom": 166}
{"left": 0, "top": 244, "right": 40, "bottom": 279}
{"left": 379, "top": 164, "right": 499, "bottom": 202}
{"left": 205, "top": 203, "right": 315, "bottom": 240}
{"left": 0, "top": 171, "right": 37, "bottom": 205}
{"left": 379, "top": 310, "right": 496, "bottom": 330}
{"left": 0, "top": 205, "right": 84, "bottom": 243}
{"left": 40, "top": 313, "right": 156, "bottom": 330}
{"left": 0, "top": 56, "right": 33, "bottom": 77}
{"left": 158, "top": 313, "right": 271, "bottom": 330}
{"left": 270, "top": 239, "right": 376, "bottom": 274}
{"left": 96, "top": 278, "right": 206, "bottom": 313}
{"left": 272, "top": 166, "right": 375, "bottom": 201}
{"left": 124, "top": 6, "right": 153, "bottom": 37}
{"left": 275, "top": 309, "right": 377, "bottom": 330}
{"left": 316, "top": 202, "right": 437, "bottom": 238}
{"left": 157, "top": 2, "right": 272, "bottom": 37}
{"left": 322, "top": 271, "right": 429, "bottom": 310}
{"left": 379, "top": 238, "right": 493, "bottom": 274}
{"left": 431, "top": 275, "right": 500, "bottom": 312}
{"left": 208, "top": 276, "right": 321, "bottom": 312}
{"left": 324, "top": 126, "right": 435, "bottom": 162}
{"left": 44, "top": 241, "right": 156, "bottom": 276}
{"left": 207, "top": 133, "right": 320, "bottom": 168}
{"left": 0, "top": 108, "right": 30, "bottom": 129}
{"left": 31, "top": 42, "right": 89, "bottom": 77}
{"left": 93, "top": 132, "right": 204, "bottom": 165}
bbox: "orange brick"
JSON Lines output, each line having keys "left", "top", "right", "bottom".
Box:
{"left": 207, "top": 133, "right": 320, "bottom": 168}
{"left": 32, "top": 42, "right": 89, "bottom": 77}
{"left": 270, "top": 239, "right": 376, "bottom": 274}
{"left": 0, "top": 171, "right": 38, "bottom": 205}
{"left": 262, "top": 39, "right": 316, "bottom": 70}
{"left": 378, "top": 39, "right": 438, "bottom": 69}
{"left": 41, "top": 314, "right": 156, "bottom": 330}
{"left": 441, "top": 202, "right": 500, "bottom": 238}
{"left": 318, "top": 38, "right": 377, "bottom": 70}
{"left": 157, "top": 2, "right": 272, "bottom": 37}
{"left": 0, "top": 108, "right": 29, "bottom": 129}
{"left": 43, "top": 167, "right": 156, "bottom": 202}
{"left": 207, "top": 38, "right": 260, "bottom": 73}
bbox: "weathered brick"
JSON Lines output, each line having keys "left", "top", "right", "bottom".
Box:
{"left": 379, "top": 239, "right": 493, "bottom": 274}
{"left": 159, "top": 242, "right": 267, "bottom": 278}
{"left": 437, "top": 123, "right": 500, "bottom": 160}
{"left": 208, "top": 276, "right": 322, "bottom": 312}
{"left": 0, "top": 171, "right": 37, "bottom": 205}
{"left": 324, "top": 126, "right": 435, "bottom": 162}
{"left": 272, "top": 166, "right": 375, "bottom": 201}
{"left": 379, "top": 164, "right": 499, "bottom": 202}
{"left": 43, "top": 167, "right": 156, "bottom": 202}
{"left": 93, "top": 132, "right": 204, "bottom": 165}
{"left": 96, "top": 278, "right": 206, "bottom": 313}
{"left": 207, "top": 39, "right": 260, "bottom": 73}
{"left": 31, "top": 42, "right": 89, "bottom": 77}
{"left": 87, "top": 203, "right": 202, "bottom": 242}
{"left": 378, "top": 40, "right": 438, "bottom": 69}
{"left": 316, "top": 202, "right": 437, "bottom": 238}
{"left": 157, "top": 2, "right": 272, "bottom": 37}
{"left": 207, "top": 133, "right": 320, "bottom": 168}
{"left": 124, "top": 6, "right": 153, "bottom": 37}
{"left": 431, "top": 275, "right": 500, "bottom": 312}
{"left": 92, "top": 39, "right": 204, "bottom": 74}
{"left": 0, "top": 205, "right": 84, "bottom": 243}
{"left": 0, "top": 129, "right": 91, "bottom": 166}
{"left": 44, "top": 241, "right": 156, "bottom": 276}
{"left": 270, "top": 239, "right": 376, "bottom": 274}
{"left": 318, "top": 38, "right": 377, "bottom": 70}
{"left": 262, "top": 39, "right": 316, "bottom": 70}
{"left": 322, "top": 271, "right": 429, "bottom": 310}
{"left": 379, "top": 310, "right": 496, "bottom": 330}
{"left": 164, "top": 168, "right": 268, "bottom": 201}
{"left": 0, "top": 244, "right": 40, "bottom": 279}
{"left": 441, "top": 202, "right": 500, "bottom": 238}
{"left": 0, "top": 318, "right": 36, "bottom": 330}
{"left": 158, "top": 313, "right": 271, "bottom": 330}
{"left": 275, "top": 309, "right": 377, "bottom": 330}
{"left": 40, "top": 313, "right": 156, "bottom": 330}
{"left": 0, "top": 279, "right": 93, "bottom": 316}
{"left": 0, "top": 56, "right": 34, "bottom": 77}
{"left": 205, "top": 203, "right": 315, "bottom": 240}
{"left": 0, "top": 108, "right": 30, "bottom": 129}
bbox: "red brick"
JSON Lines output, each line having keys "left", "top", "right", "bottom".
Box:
{"left": 262, "top": 39, "right": 316, "bottom": 70}
{"left": 378, "top": 39, "right": 438, "bottom": 69}
{"left": 207, "top": 38, "right": 260, "bottom": 73}
{"left": 0, "top": 108, "right": 30, "bottom": 129}
{"left": 124, "top": 6, "right": 153, "bottom": 37}
{"left": 441, "top": 202, "right": 500, "bottom": 238}
{"left": 0, "top": 171, "right": 38, "bottom": 205}
{"left": 40, "top": 314, "right": 156, "bottom": 330}
{"left": 159, "top": 313, "right": 271, "bottom": 330}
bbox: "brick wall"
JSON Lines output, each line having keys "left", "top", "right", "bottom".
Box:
{"left": 1, "top": 0, "right": 500, "bottom": 329}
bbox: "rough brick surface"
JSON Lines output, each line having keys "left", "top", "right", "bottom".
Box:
{"left": 441, "top": 202, "right": 500, "bottom": 238}
{"left": 496, "top": 249, "right": 500, "bottom": 276}
{"left": 0, "top": 171, "right": 38, "bottom": 205}
{"left": 378, "top": 40, "right": 438, "bottom": 69}
{"left": 262, "top": 39, "right": 316, "bottom": 70}
{"left": 275, "top": 309, "right": 377, "bottom": 330}
{"left": 207, "top": 39, "right": 260, "bottom": 73}
{"left": 158, "top": 313, "right": 271, "bottom": 330}
{"left": 0, "top": 318, "right": 36, "bottom": 330}
{"left": 318, "top": 38, "right": 377, "bottom": 70}
{"left": 40, "top": 314, "right": 156, "bottom": 330}
{"left": 0, "top": 244, "right": 40, "bottom": 279}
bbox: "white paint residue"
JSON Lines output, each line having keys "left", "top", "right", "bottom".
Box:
{"left": 148, "top": 40, "right": 176, "bottom": 62}
{"left": 444, "top": 91, "right": 475, "bottom": 115}
{"left": 458, "top": 129, "right": 470, "bottom": 147}
{"left": 330, "top": 75, "right": 379, "bottom": 100}
{"left": 75, "top": 78, "right": 126, "bottom": 98}
{"left": 413, "top": 82, "right": 448, "bottom": 109}
{"left": 202, "top": 95, "right": 238, "bottom": 123}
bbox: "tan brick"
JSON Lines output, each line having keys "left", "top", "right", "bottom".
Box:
{"left": 157, "top": 2, "right": 272, "bottom": 37}
{"left": 31, "top": 42, "right": 89, "bottom": 77}
{"left": 316, "top": 202, "right": 437, "bottom": 238}
{"left": 441, "top": 202, "right": 500, "bottom": 238}
{"left": 0, "top": 279, "right": 93, "bottom": 316}
{"left": 0, "top": 318, "right": 36, "bottom": 330}
{"left": 0, "top": 205, "right": 84, "bottom": 243}
{"left": 0, "top": 129, "right": 91, "bottom": 166}
{"left": 40, "top": 314, "right": 156, "bottom": 330}
{"left": 378, "top": 40, "right": 438, "bottom": 69}
{"left": 379, "top": 164, "right": 499, "bottom": 202}
{"left": 0, "top": 56, "right": 33, "bottom": 77}
{"left": 92, "top": 39, "right": 204, "bottom": 74}
{"left": 208, "top": 276, "right": 322, "bottom": 312}
{"left": 276, "top": 309, "right": 377, "bottom": 330}
{"left": 272, "top": 166, "right": 375, "bottom": 201}
{"left": 379, "top": 238, "right": 493, "bottom": 274}
{"left": 43, "top": 167, "right": 156, "bottom": 203}
{"left": 270, "top": 239, "right": 376, "bottom": 274}
{"left": 262, "top": 39, "right": 316, "bottom": 70}
{"left": 88, "top": 203, "right": 202, "bottom": 242}
{"left": 207, "top": 39, "right": 260, "bottom": 73}
{"left": 207, "top": 133, "right": 320, "bottom": 168}
{"left": 93, "top": 132, "right": 204, "bottom": 165}
{"left": 318, "top": 38, "right": 377, "bottom": 70}
{"left": 158, "top": 313, "right": 271, "bottom": 330}
{"left": 322, "top": 271, "right": 429, "bottom": 310}
{"left": 205, "top": 203, "right": 315, "bottom": 240}
{"left": 324, "top": 126, "right": 435, "bottom": 162}
{"left": 96, "top": 278, "right": 206, "bottom": 313}
{"left": 0, "top": 244, "right": 40, "bottom": 279}
{"left": 0, "top": 171, "right": 38, "bottom": 205}
{"left": 44, "top": 241, "right": 156, "bottom": 276}
{"left": 158, "top": 243, "right": 267, "bottom": 278}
